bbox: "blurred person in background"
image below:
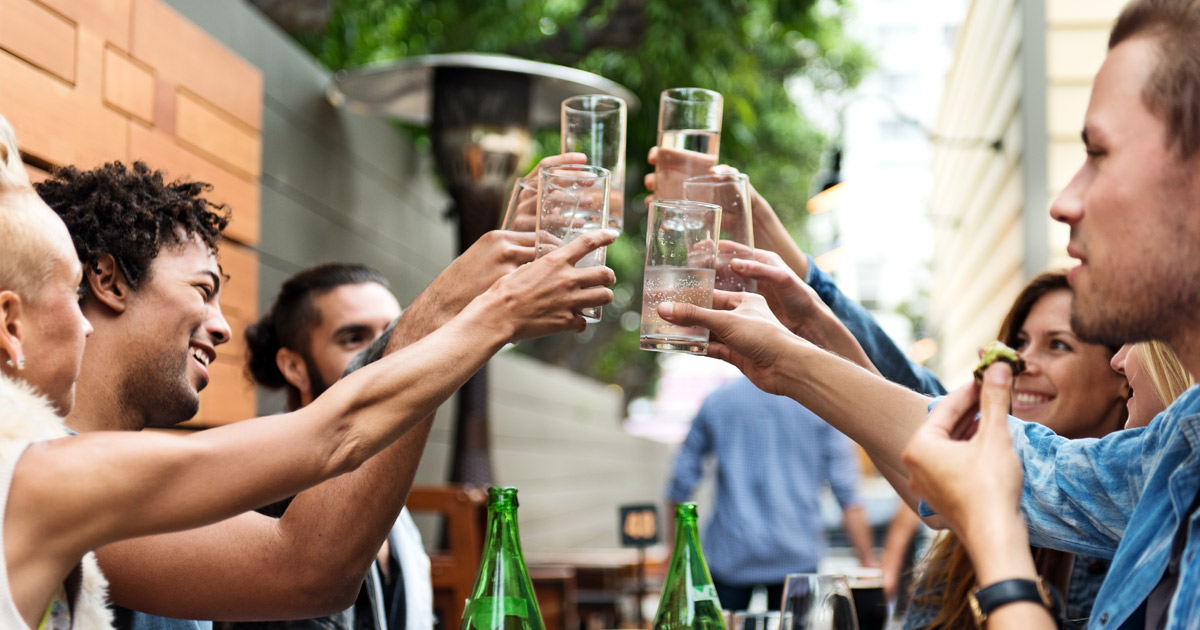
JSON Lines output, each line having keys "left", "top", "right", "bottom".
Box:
{"left": 666, "top": 375, "right": 877, "bottom": 611}
{"left": 1113, "top": 340, "right": 1194, "bottom": 429}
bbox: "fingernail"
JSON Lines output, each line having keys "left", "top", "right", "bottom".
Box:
{"left": 604, "top": 228, "right": 621, "bottom": 239}
{"left": 987, "top": 364, "right": 1013, "bottom": 386}
{"left": 659, "top": 302, "right": 674, "bottom": 318}
{"left": 730, "top": 258, "right": 746, "bottom": 270}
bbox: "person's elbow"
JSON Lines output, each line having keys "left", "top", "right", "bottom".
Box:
{"left": 289, "top": 565, "right": 369, "bottom": 616}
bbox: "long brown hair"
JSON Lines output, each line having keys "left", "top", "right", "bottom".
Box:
{"left": 909, "top": 271, "right": 1114, "bottom": 629}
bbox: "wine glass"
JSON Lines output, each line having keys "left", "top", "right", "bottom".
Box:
{"left": 779, "top": 574, "right": 859, "bottom": 630}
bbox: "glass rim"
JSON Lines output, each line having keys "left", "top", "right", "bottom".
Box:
{"left": 539, "top": 164, "right": 612, "bottom": 181}
{"left": 562, "top": 94, "right": 627, "bottom": 114}
{"left": 652, "top": 198, "right": 722, "bottom": 214}
{"left": 684, "top": 172, "right": 749, "bottom": 187}
{"left": 661, "top": 87, "right": 723, "bottom": 104}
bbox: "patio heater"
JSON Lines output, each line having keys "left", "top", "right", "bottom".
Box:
{"left": 328, "top": 53, "right": 637, "bottom": 486}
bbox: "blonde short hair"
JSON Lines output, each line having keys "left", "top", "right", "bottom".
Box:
{"left": 1133, "top": 340, "right": 1195, "bottom": 407}
{"left": 0, "top": 113, "right": 57, "bottom": 301}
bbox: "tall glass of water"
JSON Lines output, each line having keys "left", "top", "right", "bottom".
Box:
{"left": 501, "top": 175, "right": 538, "bottom": 231}
{"left": 536, "top": 164, "right": 611, "bottom": 323}
{"left": 684, "top": 172, "right": 755, "bottom": 292}
{"left": 562, "top": 95, "right": 627, "bottom": 232}
{"left": 779, "top": 574, "right": 859, "bottom": 630}
{"left": 655, "top": 88, "right": 723, "bottom": 200}
{"left": 640, "top": 199, "right": 722, "bottom": 354}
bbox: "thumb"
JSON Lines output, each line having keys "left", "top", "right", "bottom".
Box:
{"left": 978, "top": 362, "right": 1015, "bottom": 442}
{"left": 731, "top": 258, "right": 792, "bottom": 284}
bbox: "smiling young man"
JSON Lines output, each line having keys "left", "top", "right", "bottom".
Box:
{"left": 34, "top": 161, "right": 614, "bottom": 630}
{"left": 653, "top": 0, "right": 1200, "bottom": 626}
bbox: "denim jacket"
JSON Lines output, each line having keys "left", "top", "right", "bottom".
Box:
{"left": 1007, "top": 387, "right": 1200, "bottom": 630}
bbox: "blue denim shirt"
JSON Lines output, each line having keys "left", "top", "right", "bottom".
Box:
{"left": 1006, "top": 386, "right": 1200, "bottom": 630}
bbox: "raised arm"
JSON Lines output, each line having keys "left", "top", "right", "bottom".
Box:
{"left": 28, "top": 231, "right": 616, "bottom": 621}
{"left": 656, "top": 292, "right": 932, "bottom": 492}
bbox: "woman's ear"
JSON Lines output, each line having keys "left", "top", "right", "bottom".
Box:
{"left": 84, "top": 254, "right": 128, "bottom": 313}
{"left": 0, "top": 290, "right": 26, "bottom": 373}
{"left": 276, "top": 347, "right": 311, "bottom": 399}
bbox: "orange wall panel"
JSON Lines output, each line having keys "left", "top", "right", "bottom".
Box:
{"left": 0, "top": 0, "right": 76, "bottom": 83}
{"left": 126, "top": 122, "right": 260, "bottom": 246}
{"left": 131, "top": 0, "right": 262, "bottom": 131}
{"left": 191, "top": 361, "right": 257, "bottom": 428}
{"left": 175, "top": 90, "right": 262, "bottom": 179}
{"left": 36, "top": 0, "right": 131, "bottom": 51}
{"left": 103, "top": 46, "right": 154, "bottom": 123}
{"left": 0, "top": 49, "right": 128, "bottom": 168}
{"left": 215, "top": 240, "right": 259, "bottom": 322}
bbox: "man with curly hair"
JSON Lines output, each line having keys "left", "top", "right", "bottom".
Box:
{"left": 35, "top": 161, "right": 608, "bottom": 630}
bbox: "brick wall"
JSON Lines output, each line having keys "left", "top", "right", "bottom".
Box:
{"left": 0, "top": 0, "right": 263, "bottom": 426}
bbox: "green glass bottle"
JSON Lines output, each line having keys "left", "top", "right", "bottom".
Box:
{"left": 653, "top": 503, "right": 726, "bottom": 630}
{"left": 461, "top": 487, "right": 546, "bottom": 630}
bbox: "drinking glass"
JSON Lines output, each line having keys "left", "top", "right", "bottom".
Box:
{"left": 655, "top": 88, "right": 723, "bottom": 200}
{"left": 684, "top": 172, "right": 755, "bottom": 292}
{"left": 732, "top": 611, "right": 780, "bottom": 630}
{"left": 640, "top": 199, "right": 722, "bottom": 354}
{"left": 779, "top": 574, "right": 859, "bottom": 630}
{"left": 501, "top": 175, "right": 539, "bottom": 231}
{"left": 536, "top": 164, "right": 611, "bottom": 323}
{"left": 561, "top": 95, "right": 627, "bottom": 232}
{"left": 843, "top": 569, "right": 886, "bottom": 630}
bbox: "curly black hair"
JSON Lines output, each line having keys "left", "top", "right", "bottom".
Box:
{"left": 34, "top": 161, "right": 229, "bottom": 298}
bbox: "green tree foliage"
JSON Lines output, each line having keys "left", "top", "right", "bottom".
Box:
{"left": 297, "top": 0, "right": 870, "bottom": 400}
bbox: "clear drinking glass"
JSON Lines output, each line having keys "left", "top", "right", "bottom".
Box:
{"left": 536, "top": 164, "right": 611, "bottom": 323}
{"left": 684, "top": 172, "right": 755, "bottom": 292}
{"left": 640, "top": 199, "right": 722, "bottom": 354}
{"left": 562, "top": 95, "right": 627, "bottom": 232}
{"left": 655, "top": 88, "right": 723, "bottom": 200}
{"left": 501, "top": 175, "right": 539, "bottom": 231}
{"left": 779, "top": 574, "right": 858, "bottom": 630}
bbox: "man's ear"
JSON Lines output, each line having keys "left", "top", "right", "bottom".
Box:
{"left": 0, "top": 290, "right": 26, "bottom": 371}
{"left": 276, "top": 347, "right": 311, "bottom": 398}
{"left": 85, "top": 254, "right": 129, "bottom": 313}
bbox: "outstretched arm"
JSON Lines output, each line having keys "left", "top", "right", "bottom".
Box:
{"left": 19, "top": 231, "right": 616, "bottom": 622}
{"left": 656, "top": 292, "right": 932, "bottom": 493}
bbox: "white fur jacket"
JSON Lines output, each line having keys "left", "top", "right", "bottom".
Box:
{"left": 0, "top": 373, "right": 113, "bottom": 630}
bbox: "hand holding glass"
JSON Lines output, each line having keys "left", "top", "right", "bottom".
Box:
{"left": 684, "top": 172, "right": 755, "bottom": 292}
{"left": 640, "top": 200, "right": 722, "bottom": 354}
{"left": 562, "top": 95, "right": 627, "bottom": 232}
{"left": 535, "top": 165, "right": 611, "bottom": 323}
{"left": 501, "top": 175, "right": 538, "bottom": 231}
{"left": 655, "top": 88, "right": 723, "bottom": 200}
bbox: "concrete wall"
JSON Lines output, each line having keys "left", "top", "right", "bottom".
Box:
{"left": 163, "top": 0, "right": 674, "bottom": 549}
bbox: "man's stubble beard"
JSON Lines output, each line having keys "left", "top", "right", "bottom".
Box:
{"left": 124, "top": 348, "right": 201, "bottom": 428}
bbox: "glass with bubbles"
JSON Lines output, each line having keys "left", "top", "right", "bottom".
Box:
{"left": 535, "top": 164, "right": 611, "bottom": 323}
{"left": 561, "top": 95, "right": 627, "bottom": 231}
{"left": 640, "top": 199, "right": 722, "bottom": 354}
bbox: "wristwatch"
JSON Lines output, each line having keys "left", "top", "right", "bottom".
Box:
{"left": 968, "top": 577, "right": 1054, "bottom": 627}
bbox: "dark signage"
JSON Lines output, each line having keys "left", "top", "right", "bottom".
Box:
{"left": 619, "top": 504, "right": 659, "bottom": 547}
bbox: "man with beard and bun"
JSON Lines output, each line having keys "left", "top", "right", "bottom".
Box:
{"left": 652, "top": 0, "right": 1200, "bottom": 627}
{"left": 35, "top": 161, "right": 615, "bottom": 630}
{"left": 219, "top": 262, "right": 433, "bottom": 630}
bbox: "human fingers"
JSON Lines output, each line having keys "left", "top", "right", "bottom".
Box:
{"left": 710, "top": 164, "right": 741, "bottom": 175}
{"left": 978, "top": 363, "right": 1015, "bottom": 444}
{"left": 710, "top": 288, "right": 749, "bottom": 311}
{"left": 647, "top": 146, "right": 658, "bottom": 165}
{"left": 550, "top": 229, "right": 619, "bottom": 266}
{"left": 644, "top": 171, "right": 656, "bottom": 193}
{"left": 917, "top": 382, "right": 981, "bottom": 441}
{"left": 570, "top": 265, "right": 617, "bottom": 289}
{"left": 567, "top": 286, "right": 615, "bottom": 311}
{"left": 532, "top": 152, "right": 587, "bottom": 174}
{"left": 730, "top": 258, "right": 793, "bottom": 285}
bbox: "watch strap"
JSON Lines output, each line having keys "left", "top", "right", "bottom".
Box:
{"left": 969, "top": 577, "right": 1053, "bottom": 627}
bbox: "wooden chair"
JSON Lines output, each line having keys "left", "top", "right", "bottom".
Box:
{"left": 406, "top": 484, "right": 489, "bottom": 628}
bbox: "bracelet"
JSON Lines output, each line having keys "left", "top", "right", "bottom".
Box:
{"left": 968, "top": 577, "right": 1054, "bottom": 628}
